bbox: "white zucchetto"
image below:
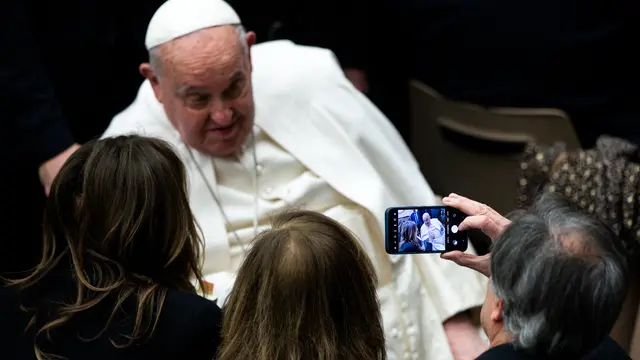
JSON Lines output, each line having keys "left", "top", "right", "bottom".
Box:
{"left": 145, "top": 0, "right": 241, "bottom": 50}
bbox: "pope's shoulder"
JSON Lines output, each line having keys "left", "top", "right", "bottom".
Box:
{"left": 103, "top": 80, "right": 177, "bottom": 141}
{"left": 251, "top": 40, "right": 348, "bottom": 95}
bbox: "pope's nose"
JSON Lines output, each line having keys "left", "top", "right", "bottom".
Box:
{"left": 211, "top": 108, "right": 233, "bottom": 125}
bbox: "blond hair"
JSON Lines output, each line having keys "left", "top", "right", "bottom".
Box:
{"left": 219, "top": 210, "right": 386, "bottom": 360}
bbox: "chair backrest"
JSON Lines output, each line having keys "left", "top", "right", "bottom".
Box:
{"left": 409, "top": 79, "right": 580, "bottom": 214}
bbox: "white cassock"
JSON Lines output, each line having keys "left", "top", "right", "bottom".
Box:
{"left": 428, "top": 219, "right": 447, "bottom": 251}
{"left": 102, "top": 40, "right": 487, "bottom": 360}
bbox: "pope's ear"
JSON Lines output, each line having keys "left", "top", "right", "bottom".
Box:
{"left": 139, "top": 63, "right": 163, "bottom": 103}
{"left": 140, "top": 63, "right": 157, "bottom": 84}
{"left": 246, "top": 31, "right": 256, "bottom": 48}
{"left": 245, "top": 31, "right": 256, "bottom": 72}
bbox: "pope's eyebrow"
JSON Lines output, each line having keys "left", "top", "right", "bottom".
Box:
{"left": 176, "top": 85, "right": 208, "bottom": 97}
{"left": 228, "top": 71, "right": 244, "bottom": 85}
{"left": 176, "top": 72, "right": 244, "bottom": 96}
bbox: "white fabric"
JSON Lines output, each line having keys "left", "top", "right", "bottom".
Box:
{"left": 420, "top": 223, "right": 430, "bottom": 243}
{"left": 429, "top": 218, "right": 446, "bottom": 251}
{"left": 103, "top": 40, "right": 488, "bottom": 360}
{"left": 212, "top": 128, "right": 352, "bottom": 275}
{"left": 145, "top": 0, "right": 240, "bottom": 49}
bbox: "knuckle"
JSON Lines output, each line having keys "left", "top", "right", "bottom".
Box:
{"left": 473, "top": 203, "right": 489, "bottom": 215}
{"left": 478, "top": 215, "right": 491, "bottom": 227}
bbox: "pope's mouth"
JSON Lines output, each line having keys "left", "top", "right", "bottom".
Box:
{"left": 208, "top": 122, "right": 239, "bottom": 139}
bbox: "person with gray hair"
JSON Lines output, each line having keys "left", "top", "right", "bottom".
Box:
{"left": 441, "top": 193, "right": 630, "bottom": 359}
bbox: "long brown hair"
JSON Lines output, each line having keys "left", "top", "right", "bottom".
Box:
{"left": 218, "top": 210, "right": 386, "bottom": 360}
{"left": 8, "top": 135, "right": 205, "bottom": 360}
{"left": 400, "top": 220, "right": 420, "bottom": 247}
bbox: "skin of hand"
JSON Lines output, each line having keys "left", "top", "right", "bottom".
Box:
{"left": 344, "top": 68, "right": 368, "bottom": 93}
{"left": 444, "top": 312, "right": 490, "bottom": 360}
{"left": 38, "top": 143, "right": 81, "bottom": 196}
{"left": 439, "top": 193, "right": 511, "bottom": 277}
{"left": 440, "top": 193, "right": 512, "bottom": 358}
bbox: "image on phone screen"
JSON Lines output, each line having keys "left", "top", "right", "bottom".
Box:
{"left": 385, "top": 206, "right": 469, "bottom": 254}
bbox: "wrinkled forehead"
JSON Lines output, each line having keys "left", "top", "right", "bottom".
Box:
{"left": 161, "top": 26, "right": 246, "bottom": 84}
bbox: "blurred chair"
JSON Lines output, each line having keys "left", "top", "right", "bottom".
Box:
{"left": 409, "top": 79, "right": 580, "bottom": 217}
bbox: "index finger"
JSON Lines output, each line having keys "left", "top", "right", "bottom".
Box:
{"left": 442, "top": 193, "right": 490, "bottom": 216}
{"left": 458, "top": 215, "right": 506, "bottom": 240}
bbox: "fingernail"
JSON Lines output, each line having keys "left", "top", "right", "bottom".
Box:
{"left": 449, "top": 193, "right": 458, "bottom": 197}
{"left": 442, "top": 197, "right": 451, "bottom": 203}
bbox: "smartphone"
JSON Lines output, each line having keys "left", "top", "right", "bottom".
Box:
{"left": 385, "top": 206, "right": 469, "bottom": 254}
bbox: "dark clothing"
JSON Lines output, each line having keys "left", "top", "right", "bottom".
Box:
{"left": 367, "top": 0, "right": 639, "bottom": 148}
{"left": 518, "top": 136, "right": 640, "bottom": 255}
{"left": 476, "top": 337, "right": 629, "bottom": 360}
{"left": 1, "top": 1, "right": 162, "bottom": 166}
{"left": 227, "top": 0, "right": 368, "bottom": 70}
{"left": 0, "top": 1, "right": 163, "bottom": 276}
{"left": 0, "top": 284, "right": 222, "bottom": 360}
{"left": 400, "top": 242, "right": 422, "bottom": 253}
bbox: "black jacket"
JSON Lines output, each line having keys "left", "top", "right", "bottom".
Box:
{"left": 0, "top": 284, "right": 222, "bottom": 360}
{"left": 476, "top": 337, "right": 629, "bottom": 360}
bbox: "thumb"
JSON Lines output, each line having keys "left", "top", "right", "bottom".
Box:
{"left": 440, "top": 251, "right": 491, "bottom": 277}
{"left": 440, "top": 250, "right": 471, "bottom": 264}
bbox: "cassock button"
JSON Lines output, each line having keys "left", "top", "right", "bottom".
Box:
{"left": 406, "top": 325, "right": 417, "bottom": 335}
{"left": 256, "top": 163, "right": 264, "bottom": 174}
{"left": 390, "top": 328, "right": 399, "bottom": 338}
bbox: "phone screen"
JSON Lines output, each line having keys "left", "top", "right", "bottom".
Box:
{"left": 385, "top": 206, "right": 469, "bottom": 254}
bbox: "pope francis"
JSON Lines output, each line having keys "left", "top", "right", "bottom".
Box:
{"left": 102, "top": 0, "right": 488, "bottom": 358}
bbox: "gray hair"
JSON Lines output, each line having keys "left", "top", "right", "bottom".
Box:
{"left": 490, "top": 192, "right": 628, "bottom": 358}
{"left": 148, "top": 24, "right": 248, "bottom": 77}
{"left": 422, "top": 212, "right": 430, "bottom": 222}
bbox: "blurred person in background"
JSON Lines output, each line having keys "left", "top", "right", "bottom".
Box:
{"left": 0, "top": 1, "right": 164, "bottom": 278}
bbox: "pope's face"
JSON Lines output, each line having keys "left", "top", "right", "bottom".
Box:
{"left": 150, "top": 26, "right": 256, "bottom": 157}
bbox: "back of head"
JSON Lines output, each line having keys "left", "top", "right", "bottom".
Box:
{"left": 14, "top": 135, "right": 205, "bottom": 358}
{"left": 490, "top": 192, "right": 628, "bottom": 358}
{"left": 44, "top": 135, "right": 203, "bottom": 286}
{"left": 220, "top": 210, "right": 385, "bottom": 360}
{"left": 400, "top": 220, "right": 418, "bottom": 245}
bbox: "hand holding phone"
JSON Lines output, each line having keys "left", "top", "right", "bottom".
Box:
{"left": 385, "top": 206, "right": 469, "bottom": 254}
{"left": 439, "top": 193, "right": 511, "bottom": 276}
